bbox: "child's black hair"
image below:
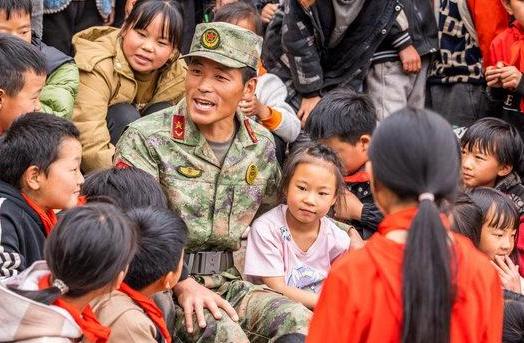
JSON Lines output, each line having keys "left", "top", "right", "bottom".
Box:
{"left": 213, "top": 1, "right": 263, "bottom": 36}
{"left": 0, "top": 0, "right": 32, "bottom": 20}
{"left": 0, "top": 34, "right": 45, "bottom": 97}
{"left": 124, "top": 207, "right": 187, "bottom": 290}
{"left": 11, "top": 203, "right": 137, "bottom": 304}
{"left": 451, "top": 192, "right": 483, "bottom": 246}
{"left": 504, "top": 290, "right": 524, "bottom": 343}
{"left": 280, "top": 143, "right": 346, "bottom": 203}
{"left": 305, "top": 87, "right": 377, "bottom": 144}
{"left": 461, "top": 117, "right": 524, "bottom": 175}
{"left": 82, "top": 167, "right": 168, "bottom": 210}
{"left": 0, "top": 112, "right": 80, "bottom": 189}
{"left": 123, "top": 0, "right": 183, "bottom": 49}
{"left": 368, "top": 108, "right": 459, "bottom": 343}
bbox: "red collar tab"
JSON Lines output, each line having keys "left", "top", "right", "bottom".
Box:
{"left": 244, "top": 118, "right": 258, "bottom": 143}
{"left": 172, "top": 115, "right": 185, "bottom": 140}
{"left": 115, "top": 159, "right": 131, "bottom": 169}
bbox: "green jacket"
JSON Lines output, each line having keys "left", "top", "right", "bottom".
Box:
{"left": 114, "top": 99, "right": 281, "bottom": 252}
{"left": 40, "top": 62, "right": 79, "bottom": 119}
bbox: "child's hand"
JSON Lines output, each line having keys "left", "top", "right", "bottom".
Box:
{"left": 238, "top": 95, "right": 272, "bottom": 121}
{"left": 485, "top": 66, "right": 503, "bottom": 88}
{"left": 499, "top": 66, "right": 523, "bottom": 90}
{"left": 492, "top": 255, "right": 522, "bottom": 293}
{"left": 399, "top": 45, "right": 421, "bottom": 74}
{"left": 261, "top": 3, "right": 279, "bottom": 24}
{"left": 298, "top": 96, "right": 321, "bottom": 128}
{"left": 348, "top": 228, "right": 365, "bottom": 250}
{"left": 334, "top": 190, "right": 363, "bottom": 221}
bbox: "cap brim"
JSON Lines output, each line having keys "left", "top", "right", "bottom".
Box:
{"left": 181, "top": 50, "right": 246, "bottom": 69}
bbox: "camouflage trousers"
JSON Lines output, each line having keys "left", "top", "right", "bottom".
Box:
{"left": 173, "top": 270, "right": 311, "bottom": 343}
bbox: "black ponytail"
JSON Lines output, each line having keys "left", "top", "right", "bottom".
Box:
{"left": 368, "top": 108, "right": 459, "bottom": 343}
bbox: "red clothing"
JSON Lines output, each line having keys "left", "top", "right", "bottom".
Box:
{"left": 307, "top": 232, "right": 503, "bottom": 342}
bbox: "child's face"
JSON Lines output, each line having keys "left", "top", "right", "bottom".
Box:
{"left": 0, "top": 70, "right": 45, "bottom": 133}
{"left": 286, "top": 162, "right": 337, "bottom": 225}
{"left": 478, "top": 212, "right": 516, "bottom": 260}
{"left": 0, "top": 10, "right": 31, "bottom": 43}
{"left": 461, "top": 145, "right": 511, "bottom": 188}
{"left": 320, "top": 136, "right": 368, "bottom": 176}
{"left": 503, "top": 0, "right": 524, "bottom": 27}
{"left": 121, "top": 14, "right": 175, "bottom": 73}
{"left": 35, "top": 137, "right": 84, "bottom": 210}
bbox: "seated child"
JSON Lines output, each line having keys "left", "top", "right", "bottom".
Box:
{"left": 72, "top": 0, "right": 187, "bottom": 173}
{"left": 92, "top": 207, "right": 187, "bottom": 342}
{"left": 244, "top": 144, "right": 350, "bottom": 309}
{"left": 0, "top": 112, "right": 83, "bottom": 277}
{"left": 305, "top": 87, "right": 382, "bottom": 239}
{"left": 460, "top": 117, "right": 524, "bottom": 273}
{"left": 453, "top": 187, "right": 521, "bottom": 293}
{"left": 0, "top": 0, "right": 79, "bottom": 119}
{"left": 213, "top": 1, "right": 301, "bottom": 164}
{"left": 0, "top": 34, "right": 46, "bottom": 133}
{"left": 486, "top": 0, "right": 524, "bottom": 140}
{"left": 0, "top": 203, "right": 137, "bottom": 342}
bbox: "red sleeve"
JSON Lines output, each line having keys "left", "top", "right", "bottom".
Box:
{"left": 483, "top": 269, "right": 504, "bottom": 342}
{"left": 468, "top": 0, "right": 509, "bottom": 68}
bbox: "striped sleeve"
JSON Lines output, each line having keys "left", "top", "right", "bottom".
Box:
{"left": 0, "top": 198, "right": 24, "bottom": 278}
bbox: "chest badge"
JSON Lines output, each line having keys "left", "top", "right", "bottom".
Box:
{"left": 246, "top": 164, "right": 258, "bottom": 185}
{"left": 177, "top": 166, "right": 202, "bottom": 178}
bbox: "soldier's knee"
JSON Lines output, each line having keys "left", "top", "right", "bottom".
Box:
{"left": 275, "top": 333, "right": 306, "bottom": 343}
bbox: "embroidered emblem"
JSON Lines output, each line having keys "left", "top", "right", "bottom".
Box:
{"left": 246, "top": 164, "right": 258, "bottom": 185}
{"left": 115, "top": 160, "right": 130, "bottom": 169}
{"left": 177, "top": 166, "right": 203, "bottom": 178}
{"left": 201, "top": 28, "right": 220, "bottom": 50}
{"left": 243, "top": 118, "right": 258, "bottom": 143}
{"left": 172, "top": 115, "right": 185, "bottom": 140}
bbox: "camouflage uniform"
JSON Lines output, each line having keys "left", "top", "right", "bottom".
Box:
{"left": 115, "top": 22, "right": 311, "bottom": 343}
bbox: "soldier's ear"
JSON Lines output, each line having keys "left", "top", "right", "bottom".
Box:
{"left": 243, "top": 77, "right": 257, "bottom": 98}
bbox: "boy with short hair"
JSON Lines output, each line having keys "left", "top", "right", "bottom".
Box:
{"left": 92, "top": 207, "right": 187, "bottom": 342}
{"left": 460, "top": 117, "right": 524, "bottom": 272}
{"left": 0, "top": 34, "right": 46, "bottom": 134}
{"left": 0, "top": 0, "right": 79, "bottom": 119}
{"left": 305, "top": 87, "right": 382, "bottom": 239}
{"left": 0, "top": 112, "right": 84, "bottom": 277}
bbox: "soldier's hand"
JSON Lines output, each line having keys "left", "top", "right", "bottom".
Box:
{"left": 173, "top": 277, "right": 239, "bottom": 333}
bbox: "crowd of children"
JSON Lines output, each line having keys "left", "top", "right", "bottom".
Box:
{"left": 1, "top": 0, "right": 524, "bottom": 342}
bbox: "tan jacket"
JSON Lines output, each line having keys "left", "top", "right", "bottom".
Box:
{"left": 72, "top": 26, "right": 186, "bottom": 173}
{"left": 91, "top": 290, "right": 160, "bottom": 343}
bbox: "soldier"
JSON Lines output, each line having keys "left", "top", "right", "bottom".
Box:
{"left": 115, "top": 22, "right": 310, "bottom": 342}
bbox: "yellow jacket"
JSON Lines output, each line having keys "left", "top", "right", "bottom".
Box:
{"left": 72, "top": 26, "right": 186, "bottom": 172}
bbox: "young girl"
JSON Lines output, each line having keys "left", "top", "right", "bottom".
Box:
{"left": 244, "top": 144, "right": 350, "bottom": 309}
{"left": 0, "top": 203, "right": 137, "bottom": 342}
{"left": 72, "top": 0, "right": 186, "bottom": 173}
{"left": 308, "top": 108, "right": 503, "bottom": 342}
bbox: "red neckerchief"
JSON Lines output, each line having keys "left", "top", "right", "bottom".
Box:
{"left": 77, "top": 195, "right": 87, "bottom": 206}
{"left": 378, "top": 207, "right": 450, "bottom": 235}
{"left": 38, "top": 275, "right": 111, "bottom": 343}
{"left": 118, "top": 283, "right": 171, "bottom": 343}
{"left": 21, "top": 193, "right": 57, "bottom": 237}
{"left": 344, "top": 170, "right": 370, "bottom": 184}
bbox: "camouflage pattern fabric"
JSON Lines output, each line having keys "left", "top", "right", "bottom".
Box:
{"left": 115, "top": 98, "right": 281, "bottom": 252}
{"left": 173, "top": 268, "right": 311, "bottom": 343}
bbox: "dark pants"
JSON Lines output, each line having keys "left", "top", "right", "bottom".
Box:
{"left": 107, "top": 102, "right": 171, "bottom": 145}
{"left": 43, "top": 0, "right": 104, "bottom": 56}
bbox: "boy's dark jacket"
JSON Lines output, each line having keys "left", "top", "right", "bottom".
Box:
{"left": 0, "top": 180, "right": 45, "bottom": 278}
{"left": 400, "top": 0, "right": 438, "bottom": 56}
{"left": 346, "top": 177, "right": 383, "bottom": 240}
{"left": 262, "top": 0, "right": 403, "bottom": 108}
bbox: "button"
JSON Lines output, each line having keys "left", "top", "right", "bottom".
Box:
{"left": 381, "top": 29, "right": 387, "bottom": 34}
{"left": 395, "top": 5, "right": 401, "bottom": 11}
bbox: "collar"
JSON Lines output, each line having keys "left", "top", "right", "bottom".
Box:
{"left": 378, "top": 207, "right": 450, "bottom": 236}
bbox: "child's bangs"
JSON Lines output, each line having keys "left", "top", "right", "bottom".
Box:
{"left": 485, "top": 202, "right": 519, "bottom": 231}
{"left": 461, "top": 132, "right": 499, "bottom": 158}
{"left": 461, "top": 120, "right": 516, "bottom": 166}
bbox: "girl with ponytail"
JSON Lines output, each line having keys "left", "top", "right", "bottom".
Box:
{"left": 0, "top": 203, "right": 137, "bottom": 342}
{"left": 307, "top": 108, "right": 503, "bottom": 342}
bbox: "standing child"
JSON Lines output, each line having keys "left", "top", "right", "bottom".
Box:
{"left": 244, "top": 144, "right": 350, "bottom": 309}
{"left": 72, "top": 0, "right": 186, "bottom": 173}
{"left": 308, "top": 108, "right": 503, "bottom": 342}
{"left": 0, "top": 203, "right": 137, "bottom": 342}
{"left": 305, "top": 88, "right": 382, "bottom": 239}
{"left": 486, "top": 0, "right": 524, "bottom": 140}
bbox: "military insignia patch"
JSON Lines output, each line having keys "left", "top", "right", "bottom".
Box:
{"left": 115, "top": 160, "right": 130, "bottom": 169}
{"left": 177, "top": 166, "right": 203, "bottom": 178}
{"left": 201, "top": 28, "right": 220, "bottom": 50}
{"left": 243, "top": 118, "right": 258, "bottom": 143}
{"left": 172, "top": 115, "right": 185, "bottom": 140}
{"left": 246, "top": 164, "right": 258, "bottom": 185}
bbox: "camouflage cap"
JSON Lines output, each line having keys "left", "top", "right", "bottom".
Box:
{"left": 182, "top": 22, "right": 262, "bottom": 70}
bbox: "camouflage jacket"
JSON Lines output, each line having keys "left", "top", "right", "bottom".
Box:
{"left": 115, "top": 99, "right": 281, "bottom": 252}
